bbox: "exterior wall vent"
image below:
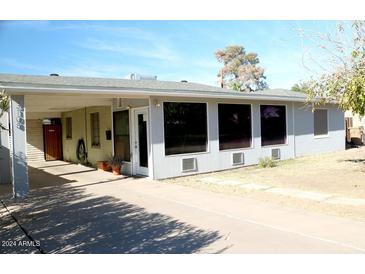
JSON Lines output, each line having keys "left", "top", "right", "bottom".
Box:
{"left": 182, "top": 158, "right": 197, "bottom": 172}
{"left": 232, "top": 152, "right": 244, "bottom": 165}
{"left": 271, "top": 148, "right": 281, "bottom": 160}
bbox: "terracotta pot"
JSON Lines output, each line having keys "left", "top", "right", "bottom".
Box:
{"left": 112, "top": 165, "right": 121, "bottom": 175}
{"left": 97, "top": 161, "right": 111, "bottom": 171}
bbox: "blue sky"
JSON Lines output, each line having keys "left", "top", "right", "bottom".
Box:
{"left": 0, "top": 20, "right": 341, "bottom": 89}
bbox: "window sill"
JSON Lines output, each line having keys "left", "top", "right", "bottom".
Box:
{"left": 261, "top": 143, "right": 289, "bottom": 148}
{"left": 181, "top": 168, "right": 198, "bottom": 173}
{"left": 219, "top": 146, "right": 254, "bottom": 152}
{"left": 165, "top": 150, "right": 210, "bottom": 158}
{"left": 91, "top": 145, "right": 101, "bottom": 149}
{"left": 314, "top": 134, "right": 329, "bottom": 139}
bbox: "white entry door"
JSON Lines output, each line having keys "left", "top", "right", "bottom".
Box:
{"left": 132, "top": 108, "right": 149, "bottom": 176}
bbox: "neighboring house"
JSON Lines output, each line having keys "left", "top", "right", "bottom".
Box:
{"left": 0, "top": 73, "right": 345, "bottom": 197}
{"left": 345, "top": 110, "right": 365, "bottom": 144}
{"left": 345, "top": 111, "right": 365, "bottom": 128}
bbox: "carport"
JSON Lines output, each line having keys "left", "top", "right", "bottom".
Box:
{"left": 0, "top": 93, "right": 116, "bottom": 197}
{"left": 0, "top": 75, "right": 154, "bottom": 198}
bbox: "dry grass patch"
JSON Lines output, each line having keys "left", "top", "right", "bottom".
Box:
{"left": 165, "top": 147, "right": 365, "bottom": 221}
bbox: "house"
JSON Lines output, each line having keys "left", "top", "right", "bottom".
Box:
{"left": 0, "top": 73, "right": 345, "bottom": 198}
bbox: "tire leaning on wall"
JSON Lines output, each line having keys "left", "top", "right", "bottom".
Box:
{"left": 76, "top": 138, "right": 88, "bottom": 164}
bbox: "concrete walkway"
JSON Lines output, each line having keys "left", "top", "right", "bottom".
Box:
{"left": 0, "top": 202, "right": 40, "bottom": 253}
{"left": 200, "top": 177, "right": 365, "bottom": 206}
{"left": 1, "top": 160, "right": 365, "bottom": 253}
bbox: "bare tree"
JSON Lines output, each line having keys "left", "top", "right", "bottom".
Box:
{"left": 297, "top": 21, "right": 365, "bottom": 116}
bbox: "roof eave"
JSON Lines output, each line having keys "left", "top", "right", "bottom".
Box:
{"left": 0, "top": 83, "right": 309, "bottom": 103}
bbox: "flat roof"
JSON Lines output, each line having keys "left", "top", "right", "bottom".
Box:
{"left": 0, "top": 73, "right": 308, "bottom": 102}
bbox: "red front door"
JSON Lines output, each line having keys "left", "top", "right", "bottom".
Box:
{"left": 43, "top": 124, "right": 63, "bottom": 161}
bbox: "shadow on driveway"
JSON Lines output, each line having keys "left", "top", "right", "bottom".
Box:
{"left": 1, "top": 166, "right": 221, "bottom": 254}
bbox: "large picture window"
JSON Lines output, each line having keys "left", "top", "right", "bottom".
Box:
{"left": 314, "top": 109, "right": 328, "bottom": 136}
{"left": 260, "top": 105, "right": 287, "bottom": 146}
{"left": 163, "top": 102, "right": 207, "bottom": 155}
{"left": 113, "top": 110, "right": 130, "bottom": 161}
{"left": 218, "top": 104, "right": 252, "bottom": 150}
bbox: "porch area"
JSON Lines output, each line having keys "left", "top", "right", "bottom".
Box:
{"left": 0, "top": 159, "right": 131, "bottom": 198}
{"left": 0, "top": 92, "right": 152, "bottom": 198}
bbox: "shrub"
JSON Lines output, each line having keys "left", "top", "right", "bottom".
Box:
{"left": 108, "top": 155, "right": 124, "bottom": 168}
{"left": 258, "top": 157, "right": 275, "bottom": 168}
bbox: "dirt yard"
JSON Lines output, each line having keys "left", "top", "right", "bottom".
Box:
{"left": 166, "top": 147, "right": 365, "bottom": 221}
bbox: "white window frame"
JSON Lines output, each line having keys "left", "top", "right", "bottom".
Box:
{"left": 162, "top": 101, "right": 210, "bottom": 157}
{"left": 217, "top": 102, "right": 254, "bottom": 151}
{"left": 259, "top": 104, "right": 289, "bottom": 147}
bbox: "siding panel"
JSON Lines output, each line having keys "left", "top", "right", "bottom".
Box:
{"left": 26, "top": 119, "right": 45, "bottom": 162}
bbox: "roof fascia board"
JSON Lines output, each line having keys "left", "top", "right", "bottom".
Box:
{"left": 0, "top": 83, "right": 309, "bottom": 103}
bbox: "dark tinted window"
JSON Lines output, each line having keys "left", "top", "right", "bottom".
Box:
{"left": 66, "top": 117, "right": 72, "bottom": 139}
{"left": 314, "top": 109, "right": 328, "bottom": 136}
{"left": 260, "top": 105, "right": 287, "bottom": 146}
{"left": 90, "top": 112, "right": 100, "bottom": 147}
{"left": 113, "top": 110, "right": 130, "bottom": 161}
{"left": 138, "top": 113, "right": 148, "bottom": 167}
{"left": 164, "top": 102, "right": 207, "bottom": 155}
{"left": 218, "top": 104, "right": 252, "bottom": 150}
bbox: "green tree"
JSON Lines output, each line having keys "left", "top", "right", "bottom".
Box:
{"left": 0, "top": 90, "right": 9, "bottom": 130}
{"left": 291, "top": 82, "right": 310, "bottom": 93}
{"left": 302, "top": 21, "right": 365, "bottom": 116}
{"left": 215, "top": 45, "right": 267, "bottom": 92}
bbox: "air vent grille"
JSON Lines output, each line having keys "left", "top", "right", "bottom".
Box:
{"left": 182, "top": 158, "right": 197, "bottom": 172}
{"left": 271, "top": 148, "right": 281, "bottom": 160}
{"left": 232, "top": 152, "right": 244, "bottom": 165}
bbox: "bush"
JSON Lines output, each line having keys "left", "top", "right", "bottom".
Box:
{"left": 108, "top": 155, "right": 124, "bottom": 168}
{"left": 258, "top": 157, "right": 275, "bottom": 168}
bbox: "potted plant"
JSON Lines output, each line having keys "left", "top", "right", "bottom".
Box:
{"left": 108, "top": 155, "right": 124, "bottom": 175}
{"left": 97, "top": 160, "right": 111, "bottom": 171}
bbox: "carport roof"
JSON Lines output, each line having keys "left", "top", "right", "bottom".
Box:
{"left": 0, "top": 73, "right": 308, "bottom": 102}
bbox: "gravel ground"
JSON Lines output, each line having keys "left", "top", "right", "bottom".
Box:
{"left": 165, "top": 147, "right": 365, "bottom": 222}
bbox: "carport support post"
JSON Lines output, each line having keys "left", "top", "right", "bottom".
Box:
{"left": 0, "top": 111, "right": 11, "bottom": 185}
{"left": 9, "top": 95, "right": 29, "bottom": 198}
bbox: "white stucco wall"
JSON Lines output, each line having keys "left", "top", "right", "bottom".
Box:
{"left": 149, "top": 96, "right": 345, "bottom": 180}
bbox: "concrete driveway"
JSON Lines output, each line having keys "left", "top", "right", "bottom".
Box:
{"left": 1, "top": 160, "right": 365, "bottom": 254}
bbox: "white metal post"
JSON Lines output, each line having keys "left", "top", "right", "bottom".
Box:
{"left": 10, "top": 95, "right": 29, "bottom": 198}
